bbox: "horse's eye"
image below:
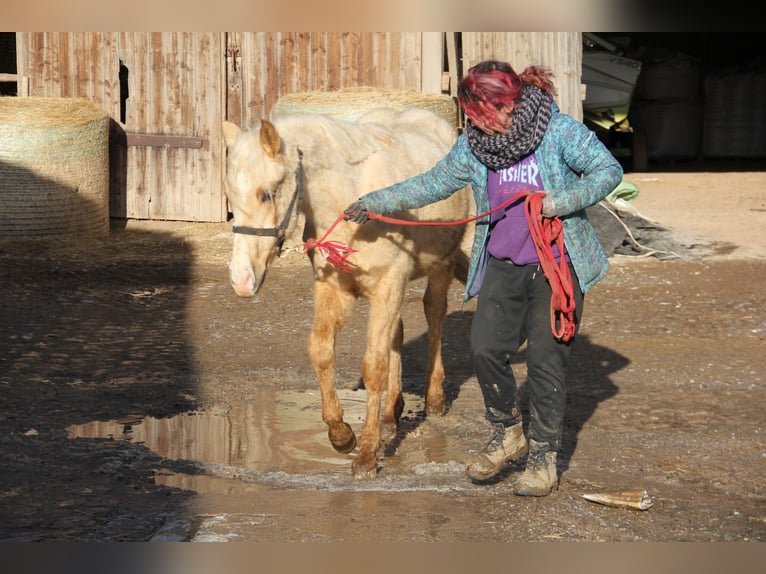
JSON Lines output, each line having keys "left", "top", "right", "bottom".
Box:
{"left": 261, "top": 189, "right": 274, "bottom": 203}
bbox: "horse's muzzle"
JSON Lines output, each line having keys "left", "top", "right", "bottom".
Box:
{"left": 229, "top": 265, "right": 260, "bottom": 297}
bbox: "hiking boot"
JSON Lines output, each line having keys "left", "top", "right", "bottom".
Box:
{"left": 512, "top": 439, "right": 559, "bottom": 496}
{"left": 465, "top": 422, "right": 528, "bottom": 482}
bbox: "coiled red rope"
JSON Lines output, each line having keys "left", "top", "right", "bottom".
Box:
{"left": 303, "top": 191, "right": 576, "bottom": 342}
{"left": 522, "top": 193, "right": 576, "bottom": 342}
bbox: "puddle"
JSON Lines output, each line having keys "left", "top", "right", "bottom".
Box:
{"left": 65, "top": 388, "right": 457, "bottom": 492}
{"left": 64, "top": 390, "right": 370, "bottom": 471}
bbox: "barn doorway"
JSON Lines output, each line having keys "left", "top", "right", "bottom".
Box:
{"left": 0, "top": 32, "right": 18, "bottom": 96}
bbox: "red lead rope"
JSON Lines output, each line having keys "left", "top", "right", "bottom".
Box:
{"left": 303, "top": 191, "right": 576, "bottom": 342}
{"left": 523, "top": 193, "right": 576, "bottom": 342}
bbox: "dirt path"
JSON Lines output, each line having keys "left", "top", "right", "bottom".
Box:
{"left": 0, "top": 172, "right": 764, "bottom": 544}
{"left": 629, "top": 171, "right": 766, "bottom": 260}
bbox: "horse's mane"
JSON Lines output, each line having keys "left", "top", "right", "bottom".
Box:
{"left": 271, "top": 108, "right": 454, "bottom": 166}
{"left": 269, "top": 112, "right": 382, "bottom": 165}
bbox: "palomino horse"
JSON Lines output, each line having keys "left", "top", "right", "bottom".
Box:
{"left": 222, "top": 108, "right": 469, "bottom": 478}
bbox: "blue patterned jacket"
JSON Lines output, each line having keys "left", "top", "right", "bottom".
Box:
{"left": 358, "top": 105, "right": 624, "bottom": 302}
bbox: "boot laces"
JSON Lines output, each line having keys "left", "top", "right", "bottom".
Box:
{"left": 484, "top": 423, "right": 506, "bottom": 451}
{"left": 528, "top": 448, "right": 547, "bottom": 467}
{"left": 527, "top": 442, "right": 552, "bottom": 468}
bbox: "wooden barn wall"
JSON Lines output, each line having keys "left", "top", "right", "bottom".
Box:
{"left": 19, "top": 33, "right": 120, "bottom": 109}
{"left": 227, "top": 32, "right": 426, "bottom": 129}
{"left": 461, "top": 32, "right": 583, "bottom": 121}
{"left": 15, "top": 32, "right": 582, "bottom": 223}
{"left": 18, "top": 32, "right": 226, "bottom": 222}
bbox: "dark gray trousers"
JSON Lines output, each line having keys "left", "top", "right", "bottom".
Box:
{"left": 470, "top": 255, "right": 584, "bottom": 450}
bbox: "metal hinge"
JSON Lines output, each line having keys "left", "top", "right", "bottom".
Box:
{"left": 226, "top": 35, "right": 241, "bottom": 73}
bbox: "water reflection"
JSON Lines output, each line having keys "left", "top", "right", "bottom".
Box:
{"left": 66, "top": 389, "right": 374, "bottom": 485}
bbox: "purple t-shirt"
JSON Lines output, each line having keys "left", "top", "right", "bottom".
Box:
{"left": 487, "top": 153, "right": 566, "bottom": 265}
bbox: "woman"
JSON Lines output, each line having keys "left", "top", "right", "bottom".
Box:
{"left": 344, "top": 60, "right": 623, "bottom": 496}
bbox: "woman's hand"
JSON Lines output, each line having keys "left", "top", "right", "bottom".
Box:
{"left": 343, "top": 200, "right": 369, "bottom": 224}
{"left": 541, "top": 191, "right": 557, "bottom": 218}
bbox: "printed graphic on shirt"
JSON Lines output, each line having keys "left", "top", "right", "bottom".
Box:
{"left": 489, "top": 154, "right": 543, "bottom": 197}
{"left": 486, "top": 154, "right": 548, "bottom": 264}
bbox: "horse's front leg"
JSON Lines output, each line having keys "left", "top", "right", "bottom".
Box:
{"left": 380, "top": 316, "right": 404, "bottom": 444}
{"left": 353, "top": 280, "right": 405, "bottom": 478}
{"left": 308, "top": 281, "right": 357, "bottom": 454}
{"left": 422, "top": 264, "right": 453, "bottom": 416}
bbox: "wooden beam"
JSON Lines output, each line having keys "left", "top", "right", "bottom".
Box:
{"left": 421, "top": 32, "right": 444, "bottom": 94}
{"left": 124, "top": 133, "right": 204, "bottom": 149}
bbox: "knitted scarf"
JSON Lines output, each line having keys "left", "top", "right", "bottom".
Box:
{"left": 465, "top": 84, "right": 553, "bottom": 171}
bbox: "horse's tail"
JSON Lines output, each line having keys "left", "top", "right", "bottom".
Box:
{"left": 453, "top": 248, "right": 470, "bottom": 285}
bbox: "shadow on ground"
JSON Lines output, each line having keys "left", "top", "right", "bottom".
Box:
{"left": 0, "top": 226, "right": 203, "bottom": 541}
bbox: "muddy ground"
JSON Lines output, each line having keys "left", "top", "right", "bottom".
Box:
{"left": 0, "top": 171, "right": 764, "bottom": 544}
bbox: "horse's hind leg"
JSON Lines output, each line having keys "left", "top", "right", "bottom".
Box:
{"left": 308, "top": 281, "right": 357, "bottom": 454}
{"left": 423, "top": 264, "right": 453, "bottom": 416}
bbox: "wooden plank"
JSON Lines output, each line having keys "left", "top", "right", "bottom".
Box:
{"left": 15, "top": 33, "right": 29, "bottom": 96}
{"left": 125, "top": 32, "right": 151, "bottom": 219}
{"left": 294, "top": 32, "right": 310, "bottom": 93}
{"left": 100, "top": 33, "right": 118, "bottom": 114}
{"left": 59, "top": 33, "right": 73, "bottom": 96}
{"left": 161, "top": 32, "right": 182, "bottom": 220}
{"left": 73, "top": 33, "right": 89, "bottom": 98}
{"left": 420, "top": 32, "right": 442, "bottom": 93}
{"left": 26, "top": 34, "right": 41, "bottom": 96}
{"left": 43, "top": 33, "right": 58, "bottom": 95}
{"left": 366, "top": 32, "right": 378, "bottom": 87}
{"left": 277, "top": 32, "right": 291, "bottom": 96}
{"left": 180, "top": 32, "right": 198, "bottom": 221}
{"left": 309, "top": 32, "right": 325, "bottom": 90}
{"left": 199, "top": 31, "right": 225, "bottom": 221}
{"left": 404, "top": 33, "right": 423, "bottom": 89}
{"left": 445, "top": 32, "right": 459, "bottom": 99}
{"left": 344, "top": 32, "right": 361, "bottom": 86}
{"left": 263, "top": 33, "right": 278, "bottom": 119}
{"left": 165, "top": 32, "right": 182, "bottom": 135}
{"left": 146, "top": 32, "right": 167, "bottom": 220}
{"left": 190, "top": 31, "right": 224, "bottom": 221}
{"left": 325, "top": 33, "right": 340, "bottom": 90}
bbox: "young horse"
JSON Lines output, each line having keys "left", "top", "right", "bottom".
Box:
{"left": 222, "top": 108, "right": 469, "bottom": 478}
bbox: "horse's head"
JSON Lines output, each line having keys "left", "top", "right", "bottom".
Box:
{"left": 222, "top": 119, "right": 289, "bottom": 297}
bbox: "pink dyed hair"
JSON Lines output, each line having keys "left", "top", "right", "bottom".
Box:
{"left": 458, "top": 60, "right": 555, "bottom": 134}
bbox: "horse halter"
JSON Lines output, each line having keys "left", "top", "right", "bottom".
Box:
{"left": 231, "top": 148, "right": 304, "bottom": 255}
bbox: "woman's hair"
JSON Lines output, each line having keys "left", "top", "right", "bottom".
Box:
{"left": 457, "top": 60, "right": 555, "bottom": 133}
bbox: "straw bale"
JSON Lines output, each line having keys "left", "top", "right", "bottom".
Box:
{"left": 0, "top": 97, "right": 110, "bottom": 238}
{"left": 271, "top": 87, "right": 458, "bottom": 127}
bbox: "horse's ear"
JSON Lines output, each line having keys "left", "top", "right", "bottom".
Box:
{"left": 222, "top": 121, "right": 241, "bottom": 148}
{"left": 260, "top": 120, "right": 281, "bottom": 158}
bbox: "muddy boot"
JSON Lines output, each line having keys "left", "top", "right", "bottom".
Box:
{"left": 465, "top": 422, "right": 528, "bottom": 482}
{"left": 512, "top": 439, "right": 559, "bottom": 496}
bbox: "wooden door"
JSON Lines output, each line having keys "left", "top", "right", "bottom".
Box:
{"left": 116, "top": 33, "right": 226, "bottom": 221}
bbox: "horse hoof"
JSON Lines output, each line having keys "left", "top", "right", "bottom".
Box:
{"left": 352, "top": 458, "right": 378, "bottom": 479}
{"left": 329, "top": 423, "right": 356, "bottom": 454}
{"left": 426, "top": 399, "right": 446, "bottom": 417}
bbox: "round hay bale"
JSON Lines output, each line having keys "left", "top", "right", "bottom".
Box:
{"left": 271, "top": 87, "right": 458, "bottom": 127}
{"left": 0, "top": 96, "right": 110, "bottom": 238}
